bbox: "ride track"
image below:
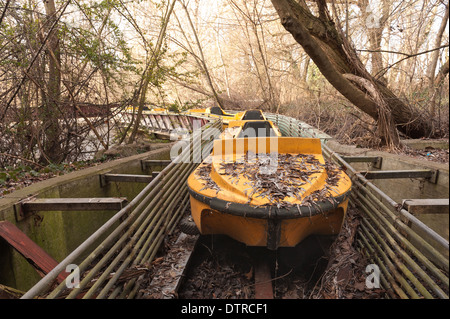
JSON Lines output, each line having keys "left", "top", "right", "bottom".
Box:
{"left": 15, "top": 108, "right": 449, "bottom": 300}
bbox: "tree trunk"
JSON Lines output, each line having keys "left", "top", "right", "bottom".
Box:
{"left": 358, "top": 0, "right": 390, "bottom": 83}
{"left": 41, "top": 0, "right": 63, "bottom": 163}
{"left": 270, "top": 0, "right": 433, "bottom": 140}
{"left": 429, "top": 58, "right": 449, "bottom": 120}
{"left": 178, "top": 0, "right": 225, "bottom": 110}
{"left": 128, "top": 0, "right": 176, "bottom": 144}
{"left": 427, "top": 1, "right": 449, "bottom": 88}
{"left": 427, "top": 1, "right": 449, "bottom": 117}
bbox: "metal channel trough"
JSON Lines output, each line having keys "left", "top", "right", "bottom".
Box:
{"left": 20, "top": 110, "right": 449, "bottom": 299}
{"left": 267, "top": 113, "right": 449, "bottom": 299}
{"left": 21, "top": 117, "right": 222, "bottom": 299}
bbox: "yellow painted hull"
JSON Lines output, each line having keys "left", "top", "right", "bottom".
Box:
{"left": 185, "top": 108, "right": 244, "bottom": 130}
{"left": 187, "top": 136, "right": 352, "bottom": 249}
{"left": 189, "top": 195, "right": 349, "bottom": 248}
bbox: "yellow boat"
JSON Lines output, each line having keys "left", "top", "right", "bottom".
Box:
{"left": 240, "top": 109, "right": 267, "bottom": 121}
{"left": 220, "top": 119, "right": 282, "bottom": 139}
{"left": 185, "top": 106, "right": 244, "bottom": 128}
{"left": 149, "top": 107, "right": 167, "bottom": 113}
{"left": 125, "top": 105, "right": 162, "bottom": 114}
{"left": 187, "top": 121, "right": 352, "bottom": 250}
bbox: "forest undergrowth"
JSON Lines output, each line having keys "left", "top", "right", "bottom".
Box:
{"left": 1, "top": 99, "right": 449, "bottom": 198}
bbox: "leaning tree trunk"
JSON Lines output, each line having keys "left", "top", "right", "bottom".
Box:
{"left": 270, "top": 0, "right": 433, "bottom": 142}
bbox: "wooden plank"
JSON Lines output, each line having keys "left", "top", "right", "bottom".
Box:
{"left": 141, "top": 159, "right": 172, "bottom": 170}
{"left": 141, "top": 159, "right": 172, "bottom": 166}
{"left": 342, "top": 156, "right": 383, "bottom": 168}
{"left": 404, "top": 199, "right": 449, "bottom": 215}
{"left": 101, "top": 173, "right": 153, "bottom": 184}
{"left": 254, "top": 258, "right": 274, "bottom": 299}
{"left": 0, "top": 221, "right": 68, "bottom": 284}
{"left": 21, "top": 197, "right": 127, "bottom": 213}
{"left": 360, "top": 170, "right": 434, "bottom": 180}
{"left": 142, "top": 233, "right": 199, "bottom": 299}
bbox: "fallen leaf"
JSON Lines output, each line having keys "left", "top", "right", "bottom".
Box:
{"left": 354, "top": 282, "right": 366, "bottom": 292}
{"left": 245, "top": 266, "right": 253, "bottom": 280}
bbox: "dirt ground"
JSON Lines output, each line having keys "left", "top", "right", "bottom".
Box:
{"left": 399, "top": 146, "right": 449, "bottom": 164}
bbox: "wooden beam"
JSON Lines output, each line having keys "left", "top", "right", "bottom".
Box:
{"left": 341, "top": 156, "right": 382, "bottom": 168}
{"left": 359, "top": 169, "right": 437, "bottom": 181}
{"left": 16, "top": 198, "right": 127, "bottom": 218}
{"left": 403, "top": 199, "right": 449, "bottom": 215}
{"left": 100, "top": 173, "right": 153, "bottom": 186}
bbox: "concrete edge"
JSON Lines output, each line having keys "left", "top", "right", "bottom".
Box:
{"left": 325, "top": 139, "right": 449, "bottom": 172}
{"left": 0, "top": 143, "right": 175, "bottom": 208}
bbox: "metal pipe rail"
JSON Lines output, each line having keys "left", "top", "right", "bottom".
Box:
{"left": 322, "top": 139, "right": 449, "bottom": 299}
{"left": 116, "top": 111, "right": 214, "bottom": 134}
{"left": 267, "top": 112, "right": 449, "bottom": 299}
{"left": 264, "top": 113, "right": 332, "bottom": 142}
{"left": 21, "top": 110, "right": 449, "bottom": 299}
{"left": 21, "top": 118, "right": 222, "bottom": 299}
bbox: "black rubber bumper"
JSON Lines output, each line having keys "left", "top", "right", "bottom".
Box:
{"left": 188, "top": 187, "right": 351, "bottom": 220}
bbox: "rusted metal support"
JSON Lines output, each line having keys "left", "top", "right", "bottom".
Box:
{"left": 0, "top": 221, "right": 68, "bottom": 284}
{"left": 254, "top": 258, "right": 274, "bottom": 299}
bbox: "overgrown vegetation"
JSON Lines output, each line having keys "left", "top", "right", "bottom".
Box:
{"left": 0, "top": 156, "right": 112, "bottom": 197}
{"left": 0, "top": 0, "right": 448, "bottom": 170}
